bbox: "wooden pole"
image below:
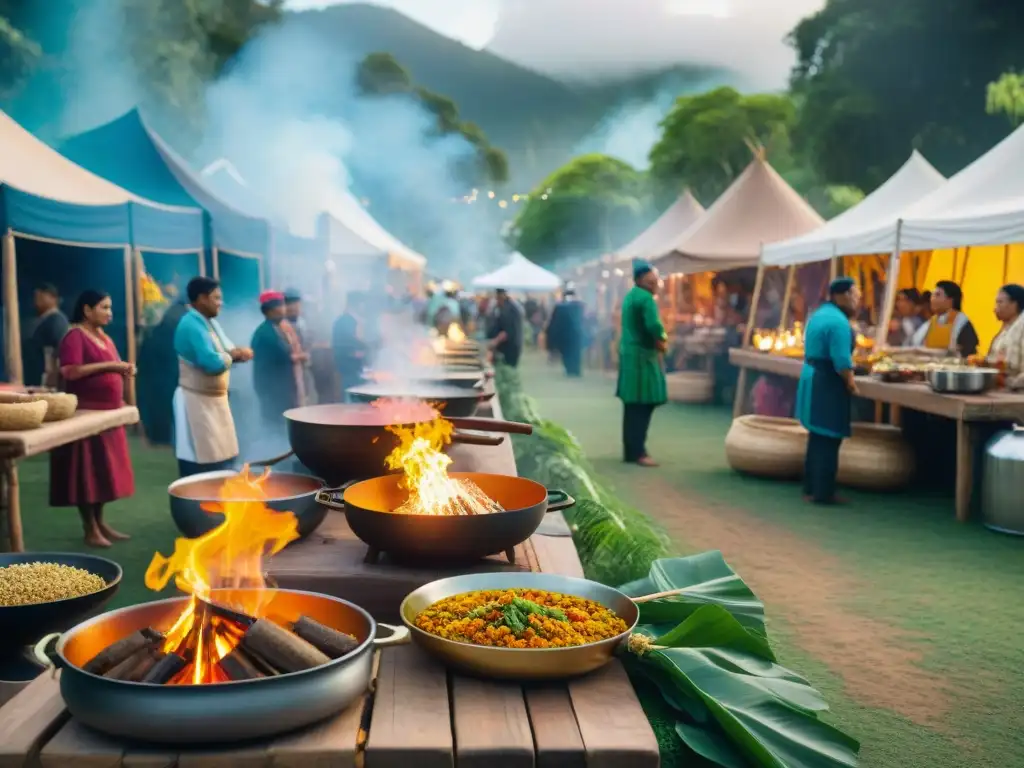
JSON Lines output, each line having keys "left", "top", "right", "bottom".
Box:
{"left": 743, "top": 263, "right": 765, "bottom": 348}
{"left": 211, "top": 246, "right": 220, "bottom": 280}
{"left": 122, "top": 245, "right": 137, "bottom": 406}
{"left": 1003, "top": 244, "right": 1011, "bottom": 284}
{"left": 778, "top": 265, "right": 796, "bottom": 330}
{"left": 2, "top": 231, "right": 22, "bottom": 385}
{"left": 133, "top": 249, "right": 144, "bottom": 327}
{"left": 875, "top": 220, "right": 903, "bottom": 346}
{"left": 958, "top": 246, "right": 972, "bottom": 286}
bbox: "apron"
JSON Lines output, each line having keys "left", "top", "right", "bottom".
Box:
{"left": 923, "top": 311, "right": 957, "bottom": 351}
{"left": 177, "top": 327, "right": 238, "bottom": 464}
{"left": 805, "top": 325, "right": 856, "bottom": 439}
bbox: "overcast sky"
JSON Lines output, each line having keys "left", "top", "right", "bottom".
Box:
{"left": 285, "top": 0, "right": 824, "bottom": 89}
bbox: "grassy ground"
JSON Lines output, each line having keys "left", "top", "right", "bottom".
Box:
{"left": 519, "top": 353, "right": 1024, "bottom": 768}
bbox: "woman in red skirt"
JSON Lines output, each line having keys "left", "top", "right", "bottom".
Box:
{"left": 50, "top": 289, "right": 136, "bottom": 548}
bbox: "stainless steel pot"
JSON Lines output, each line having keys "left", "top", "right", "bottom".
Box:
{"left": 926, "top": 367, "right": 999, "bottom": 394}
{"left": 982, "top": 425, "right": 1024, "bottom": 535}
{"left": 169, "top": 471, "right": 329, "bottom": 540}
{"left": 34, "top": 588, "right": 409, "bottom": 743}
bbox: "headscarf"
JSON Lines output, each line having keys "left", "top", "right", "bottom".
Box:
{"left": 828, "top": 277, "right": 856, "bottom": 297}
{"left": 632, "top": 259, "right": 653, "bottom": 280}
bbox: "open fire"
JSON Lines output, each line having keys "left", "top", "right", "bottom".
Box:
{"left": 373, "top": 400, "right": 504, "bottom": 517}
{"left": 82, "top": 468, "right": 359, "bottom": 685}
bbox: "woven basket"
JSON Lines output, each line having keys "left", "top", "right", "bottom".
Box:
{"left": 0, "top": 400, "right": 48, "bottom": 431}
{"left": 0, "top": 391, "right": 29, "bottom": 404}
{"left": 725, "top": 415, "right": 807, "bottom": 479}
{"left": 838, "top": 422, "right": 915, "bottom": 491}
{"left": 666, "top": 371, "right": 713, "bottom": 404}
{"left": 30, "top": 392, "right": 78, "bottom": 422}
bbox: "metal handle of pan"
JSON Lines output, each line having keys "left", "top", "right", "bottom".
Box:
{"left": 544, "top": 490, "right": 576, "bottom": 512}
{"left": 315, "top": 479, "right": 360, "bottom": 511}
{"left": 373, "top": 624, "right": 411, "bottom": 648}
{"left": 448, "top": 417, "right": 533, "bottom": 435}
{"left": 32, "top": 632, "right": 64, "bottom": 670}
{"left": 450, "top": 431, "right": 505, "bottom": 447}
{"left": 249, "top": 450, "right": 296, "bottom": 468}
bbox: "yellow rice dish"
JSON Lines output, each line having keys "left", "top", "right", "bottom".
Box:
{"left": 414, "top": 588, "right": 629, "bottom": 648}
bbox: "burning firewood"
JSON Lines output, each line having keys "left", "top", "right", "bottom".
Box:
{"left": 84, "top": 627, "right": 164, "bottom": 675}
{"left": 103, "top": 647, "right": 163, "bottom": 682}
{"left": 141, "top": 652, "right": 188, "bottom": 685}
{"left": 241, "top": 619, "right": 330, "bottom": 673}
{"left": 291, "top": 616, "right": 359, "bottom": 659}
{"left": 219, "top": 646, "right": 266, "bottom": 681}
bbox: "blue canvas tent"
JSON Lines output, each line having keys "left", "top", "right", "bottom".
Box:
{"left": 0, "top": 108, "right": 203, "bottom": 384}
{"left": 59, "top": 109, "right": 268, "bottom": 307}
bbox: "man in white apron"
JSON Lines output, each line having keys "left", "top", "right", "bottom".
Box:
{"left": 172, "top": 277, "right": 253, "bottom": 477}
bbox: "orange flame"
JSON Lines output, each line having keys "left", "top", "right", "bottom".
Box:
{"left": 446, "top": 323, "right": 466, "bottom": 343}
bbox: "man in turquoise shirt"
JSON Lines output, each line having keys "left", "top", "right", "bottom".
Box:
{"left": 795, "top": 277, "right": 861, "bottom": 504}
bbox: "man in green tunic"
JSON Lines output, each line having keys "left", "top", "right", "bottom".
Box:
{"left": 617, "top": 260, "right": 668, "bottom": 466}
{"left": 795, "top": 277, "right": 861, "bottom": 504}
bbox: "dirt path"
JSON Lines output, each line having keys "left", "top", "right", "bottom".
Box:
{"left": 623, "top": 471, "right": 950, "bottom": 727}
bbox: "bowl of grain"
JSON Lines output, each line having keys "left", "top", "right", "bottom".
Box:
{"left": 0, "top": 553, "right": 122, "bottom": 654}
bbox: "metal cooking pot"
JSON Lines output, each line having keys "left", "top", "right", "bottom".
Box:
{"left": 982, "top": 424, "right": 1024, "bottom": 535}
{"left": 318, "top": 472, "right": 574, "bottom": 563}
{"left": 369, "top": 367, "right": 489, "bottom": 389}
{"left": 34, "top": 588, "right": 409, "bottom": 744}
{"left": 168, "top": 471, "right": 328, "bottom": 541}
{"left": 926, "top": 367, "right": 999, "bottom": 394}
{"left": 345, "top": 381, "right": 495, "bottom": 418}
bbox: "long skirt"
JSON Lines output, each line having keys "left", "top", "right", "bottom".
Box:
{"left": 50, "top": 427, "right": 135, "bottom": 506}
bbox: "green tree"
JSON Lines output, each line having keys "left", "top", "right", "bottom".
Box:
{"left": 986, "top": 71, "right": 1024, "bottom": 128}
{"left": 357, "top": 52, "right": 412, "bottom": 95}
{"left": 648, "top": 87, "right": 796, "bottom": 205}
{"left": 509, "top": 154, "right": 647, "bottom": 265}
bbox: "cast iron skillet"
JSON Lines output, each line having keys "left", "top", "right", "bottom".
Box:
{"left": 317, "top": 472, "right": 574, "bottom": 563}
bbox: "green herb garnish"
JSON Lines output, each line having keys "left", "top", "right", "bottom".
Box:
{"left": 467, "top": 595, "right": 568, "bottom": 634}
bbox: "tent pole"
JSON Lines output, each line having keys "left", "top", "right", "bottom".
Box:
{"left": 2, "top": 231, "right": 23, "bottom": 385}
{"left": 778, "top": 265, "right": 796, "bottom": 330}
{"left": 875, "top": 220, "right": 903, "bottom": 346}
{"left": 122, "top": 245, "right": 137, "bottom": 406}
{"left": 211, "top": 246, "right": 220, "bottom": 280}
{"left": 133, "top": 249, "right": 144, "bottom": 328}
{"left": 258, "top": 256, "right": 265, "bottom": 292}
{"left": 733, "top": 260, "right": 766, "bottom": 419}
{"left": 1004, "top": 244, "right": 1011, "bottom": 284}
{"left": 197, "top": 248, "right": 205, "bottom": 278}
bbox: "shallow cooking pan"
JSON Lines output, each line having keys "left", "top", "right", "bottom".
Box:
{"left": 345, "top": 381, "right": 495, "bottom": 418}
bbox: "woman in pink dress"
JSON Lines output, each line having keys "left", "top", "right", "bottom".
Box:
{"left": 50, "top": 290, "right": 136, "bottom": 548}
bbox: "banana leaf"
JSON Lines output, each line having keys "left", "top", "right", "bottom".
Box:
{"left": 620, "top": 552, "right": 768, "bottom": 641}
{"left": 628, "top": 605, "right": 860, "bottom": 768}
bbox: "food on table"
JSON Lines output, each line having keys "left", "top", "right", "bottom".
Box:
{"left": 414, "top": 588, "right": 628, "bottom": 648}
{"left": 0, "top": 561, "right": 107, "bottom": 606}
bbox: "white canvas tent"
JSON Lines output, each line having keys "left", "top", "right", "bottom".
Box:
{"left": 614, "top": 189, "right": 705, "bottom": 263}
{"left": 762, "top": 151, "right": 946, "bottom": 266}
{"left": 473, "top": 252, "right": 561, "bottom": 291}
{"left": 331, "top": 190, "right": 426, "bottom": 271}
{"left": 654, "top": 155, "right": 824, "bottom": 274}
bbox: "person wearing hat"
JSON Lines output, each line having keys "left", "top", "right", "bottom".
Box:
{"left": 795, "top": 277, "right": 862, "bottom": 504}
{"left": 172, "top": 277, "right": 253, "bottom": 478}
{"left": 617, "top": 260, "right": 668, "bottom": 466}
{"left": 251, "top": 290, "right": 307, "bottom": 428}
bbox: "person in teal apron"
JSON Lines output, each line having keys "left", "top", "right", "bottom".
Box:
{"left": 616, "top": 260, "right": 668, "bottom": 466}
{"left": 795, "top": 277, "right": 861, "bottom": 504}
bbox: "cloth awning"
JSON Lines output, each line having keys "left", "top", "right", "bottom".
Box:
{"left": 654, "top": 156, "right": 824, "bottom": 274}
{"left": 330, "top": 190, "right": 427, "bottom": 271}
{"left": 614, "top": 189, "right": 705, "bottom": 263}
{"left": 59, "top": 109, "right": 268, "bottom": 256}
{"left": 0, "top": 109, "right": 202, "bottom": 249}
{"left": 762, "top": 151, "right": 947, "bottom": 266}
{"left": 472, "top": 252, "right": 562, "bottom": 291}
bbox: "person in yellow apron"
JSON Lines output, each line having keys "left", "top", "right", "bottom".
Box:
{"left": 172, "top": 277, "right": 253, "bottom": 478}
{"left": 907, "top": 280, "right": 979, "bottom": 356}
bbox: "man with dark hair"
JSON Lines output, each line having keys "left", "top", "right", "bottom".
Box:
{"left": 27, "top": 283, "right": 69, "bottom": 387}
{"left": 907, "top": 279, "right": 979, "bottom": 355}
{"left": 796, "top": 277, "right": 862, "bottom": 504}
{"left": 487, "top": 288, "right": 524, "bottom": 368}
{"left": 332, "top": 292, "right": 368, "bottom": 401}
{"left": 172, "top": 277, "right": 253, "bottom": 477}
{"left": 251, "top": 291, "right": 305, "bottom": 427}
{"left": 617, "top": 260, "right": 667, "bottom": 466}
{"left": 546, "top": 287, "right": 584, "bottom": 377}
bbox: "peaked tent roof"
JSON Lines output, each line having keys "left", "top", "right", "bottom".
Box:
{"left": 762, "top": 150, "right": 946, "bottom": 266}
{"left": 332, "top": 190, "right": 427, "bottom": 270}
{"left": 0, "top": 109, "right": 202, "bottom": 250}
{"left": 59, "top": 109, "right": 269, "bottom": 255}
{"left": 614, "top": 189, "right": 705, "bottom": 263}
{"left": 655, "top": 157, "right": 825, "bottom": 273}
{"left": 472, "top": 252, "right": 561, "bottom": 291}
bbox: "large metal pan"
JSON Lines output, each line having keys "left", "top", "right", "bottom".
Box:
{"left": 317, "top": 472, "right": 573, "bottom": 564}
{"left": 400, "top": 572, "right": 684, "bottom": 680}
{"left": 34, "top": 588, "right": 409, "bottom": 743}
{"left": 284, "top": 404, "right": 531, "bottom": 485}
{"left": 368, "top": 367, "right": 491, "bottom": 389}
{"left": 0, "top": 552, "right": 122, "bottom": 657}
{"left": 168, "top": 470, "right": 328, "bottom": 541}
{"left": 345, "top": 381, "right": 495, "bottom": 418}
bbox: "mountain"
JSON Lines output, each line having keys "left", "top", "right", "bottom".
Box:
{"left": 285, "top": 3, "right": 726, "bottom": 183}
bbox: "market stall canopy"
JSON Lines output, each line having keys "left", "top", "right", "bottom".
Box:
{"left": 0, "top": 109, "right": 202, "bottom": 249}
{"left": 59, "top": 109, "right": 269, "bottom": 256}
{"left": 762, "top": 151, "right": 946, "bottom": 267}
{"left": 472, "top": 252, "right": 562, "bottom": 291}
{"left": 614, "top": 189, "right": 705, "bottom": 263}
{"left": 654, "top": 155, "right": 824, "bottom": 274}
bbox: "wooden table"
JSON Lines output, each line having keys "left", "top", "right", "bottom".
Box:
{"left": 730, "top": 348, "right": 1024, "bottom": 520}
{"left": 0, "top": 407, "right": 139, "bottom": 552}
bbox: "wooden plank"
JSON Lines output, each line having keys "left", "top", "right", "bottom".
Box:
{"left": 39, "top": 720, "right": 124, "bottom": 768}
{"left": 175, "top": 744, "right": 268, "bottom": 768}
{"left": 0, "top": 407, "right": 139, "bottom": 460}
{"left": 529, "top": 532, "right": 584, "bottom": 579}
{"left": 450, "top": 677, "right": 533, "bottom": 768}
{"left": 365, "top": 646, "right": 452, "bottom": 768}
{"left": 568, "top": 661, "right": 659, "bottom": 768}
{"left": 523, "top": 687, "right": 585, "bottom": 768}
{"left": 120, "top": 750, "right": 177, "bottom": 768}
{"left": 955, "top": 419, "right": 974, "bottom": 523}
{"left": 266, "top": 695, "right": 366, "bottom": 768}
{"left": 0, "top": 674, "right": 69, "bottom": 768}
